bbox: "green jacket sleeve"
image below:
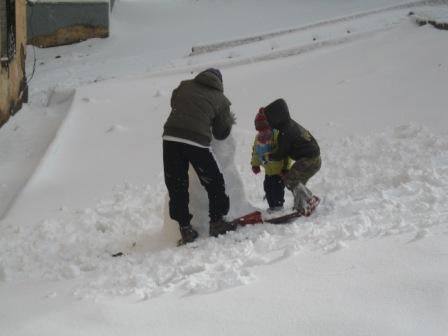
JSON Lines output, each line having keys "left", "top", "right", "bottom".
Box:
{"left": 170, "top": 86, "right": 179, "bottom": 108}
{"left": 212, "top": 97, "right": 235, "bottom": 140}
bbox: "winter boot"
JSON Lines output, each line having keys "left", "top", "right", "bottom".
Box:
{"left": 292, "top": 183, "right": 313, "bottom": 214}
{"left": 179, "top": 225, "right": 199, "bottom": 245}
{"left": 209, "top": 217, "right": 237, "bottom": 237}
{"left": 302, "top": 195, "right": 320, "bottom": 216}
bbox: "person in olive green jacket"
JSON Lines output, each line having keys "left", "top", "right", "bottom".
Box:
{"left": 251, "top": 108, "right": 292, "bottom": 212}
{"left": 163, "top": 68, "right": 237, "bottom": 245}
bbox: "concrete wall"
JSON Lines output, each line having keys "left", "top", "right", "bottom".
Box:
{"left": 27, "top": 1, "right": 110, "bottom": 48}
{"left": 0, "top": 0, "right": 28, "bottom": 127}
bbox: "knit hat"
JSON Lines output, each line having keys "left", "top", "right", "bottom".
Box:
{"left": 205, "top": 68, "right": 222, "bottom": 82}
{"left": 254, "top": 108, "right": 270, "bottom": 131}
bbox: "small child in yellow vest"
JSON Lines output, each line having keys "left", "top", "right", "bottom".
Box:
{"left": 251, "top": 108, "right": 292, "bottom": 212}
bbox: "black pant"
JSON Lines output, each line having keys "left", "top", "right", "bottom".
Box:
{"left": 163, "top": 140, "right": 229, "bottom": 226}
{"left": 264, "top": 175, "right": 285, "bottom": 209}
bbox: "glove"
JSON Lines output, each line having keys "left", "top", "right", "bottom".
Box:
{"left": 252, "top": 166, "right": 261, "bottom": 174}
{"left": 280, "top": 169, "right": 289, "bottom": 176}
{"left": 229, "top": 111, "right": 237, "bottom": 125}
{"left": 262, "top": 152, "right": 271, "bottom": 163}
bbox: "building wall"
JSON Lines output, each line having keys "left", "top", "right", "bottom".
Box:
{"left": 27, "top": 1, "right": 110, "bottom": 48}
{"left": 0, "top": 0, "right": 27, "bottom": 127}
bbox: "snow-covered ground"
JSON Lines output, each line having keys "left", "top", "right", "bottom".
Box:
{"left": 1, "top": 0, "right": 448, "bottom": 335}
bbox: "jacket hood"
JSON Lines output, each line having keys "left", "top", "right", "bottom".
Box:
{"left": 194, "top": 70, "right": 224, "bottom": 92}
{"left": 263, "top": 98, "right": 290, "bottom": 129}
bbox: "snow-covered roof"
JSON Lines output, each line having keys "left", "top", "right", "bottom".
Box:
{"left": 412, "top": 7, "right": 448, "bottom": 22}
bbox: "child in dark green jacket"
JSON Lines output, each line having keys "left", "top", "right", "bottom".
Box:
{"left": 251, "top": 108, "right": 292, "bottom": 212}
{"left": 262, "top": 98, "right": 321, "bottom": 216}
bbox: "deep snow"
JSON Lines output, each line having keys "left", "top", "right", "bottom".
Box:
{"left": 1, "top": 1, "right": 448, "bottom": 335}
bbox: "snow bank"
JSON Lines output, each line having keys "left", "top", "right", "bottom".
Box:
{"left": 0, "top": 90, "right": 73, "bottom": 218}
